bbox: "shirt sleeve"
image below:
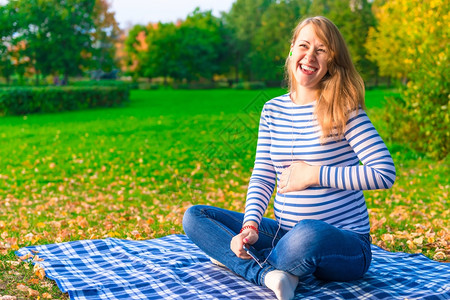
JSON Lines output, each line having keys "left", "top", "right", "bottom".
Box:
{"left": 242, "top": 105, "right": 276, "bottom": 226}
{"left": 320, "top": 109, "right": 396, "bottom": 190}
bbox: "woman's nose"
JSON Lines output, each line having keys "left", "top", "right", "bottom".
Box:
{"left": 304, "top": 50, "right": 316, "bottom": 62}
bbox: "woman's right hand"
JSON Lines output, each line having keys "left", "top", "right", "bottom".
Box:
{"left": 230, "top": 224, "right": 259, "bottom": 259}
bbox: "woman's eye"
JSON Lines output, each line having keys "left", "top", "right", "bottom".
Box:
{"left": 299, "top": 44, "right": 308, "bottom": 48}
{"left": 317, "top": 48, "right": 326, "bottom": 53}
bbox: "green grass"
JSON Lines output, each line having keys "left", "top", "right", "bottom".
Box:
{"left": 0, "top": 87, "right": 447, "bottom": 299}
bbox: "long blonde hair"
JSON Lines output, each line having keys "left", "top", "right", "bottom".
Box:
{"left": 285, "top": 16, "right": 365, "bottom": 140}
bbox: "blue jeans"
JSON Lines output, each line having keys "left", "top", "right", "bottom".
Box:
{"left": 182, "top": 205, "right": 372, "bottom": 286}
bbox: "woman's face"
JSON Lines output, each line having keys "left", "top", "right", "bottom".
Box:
{"left": 290, "top": 24, "right": 330, "bottom": 91}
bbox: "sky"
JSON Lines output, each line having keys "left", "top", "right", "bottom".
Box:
{"left": 110, "top": 0, "right": 236, "bottom": 29}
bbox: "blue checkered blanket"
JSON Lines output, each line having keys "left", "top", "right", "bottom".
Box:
{"left": 16, "top": 234, "right": 449, "bottom": 299}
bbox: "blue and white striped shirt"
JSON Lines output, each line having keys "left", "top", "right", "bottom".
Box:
{"left": 243, "top": 94, "right": 396, "bottom": 234}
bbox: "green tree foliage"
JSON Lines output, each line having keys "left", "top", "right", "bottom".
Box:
{"left": 310, "top": 0, "right": 376, "bottom": 81}
{"left": 222, "top": 0, "right": 376, "bottom": 84}
{"left": 223, "top": 0, "right": 275, "bottom": 81}
{"left": 132, "top": 8, "right": 226, "bottom": 83}
{"left": 123, "top": 24, "right": 148, "bottom": 78}
{"left": 0, "top": 2, "right": 18, "bottom": 84}
{"left": 91, "top": 0, "right": 122, "bottom": 73}
{"left": 10, "top": 0, "right": 96, "bottom": 84}
{"left": 252, "top": 0, "right": 310, "bottom": 83}
{"left": 144, "top": 22, "right": 178, "bottom": 82}
{"left": 0, "top": 0, "right": 120, "bottom": 83}
{"left": 366, "top": 0, "right": 449, "bottom": 159}
{"left": 176, "top": 9, "right": 225, "bottom": 81}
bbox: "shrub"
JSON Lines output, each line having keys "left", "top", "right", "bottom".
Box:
{"left": 72, "top": 80, "right": 135, "bottom": 89}
{"left": 366, "top": 0, "right": 449, "bottom": 160}
{"left": 173, "top": 82, "right": 217, "bottom": 90}
{"left": 0, "top": 86, "right": 130, "bottom": 116}
{"left": 138, "top": 82, "right": 160, "bottom": 90}
{"left": 232, "top": 81, "right": 266, "bottom": 90}
{"left": 384, "top": 82, "right": 449, "bottom": 160}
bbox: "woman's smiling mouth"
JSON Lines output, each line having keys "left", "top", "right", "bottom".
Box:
{"left": 299, "top": 64, "right": 317, "bottom": 74}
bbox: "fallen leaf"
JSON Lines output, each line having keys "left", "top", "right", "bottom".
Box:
{"left": 433, "top": 251, "right": 447, "bottom": 261}
{"left": 28, "top": 278, "right": 39, "bottom": 285}
{"left": 19, "top": 253, "right": 33, "bottom": 261}
{"left": 381, "top": 233, "right": 394, "bottom": 243}
{"left": 0, "top": 296, "right": 17, "bottom": 300}
{"left": 413, "top": 236, "right": 424, "bottom": 246}
{"left": 28, "top": 288, "right": 39, "bottom": 297}
{"left": 33, "top": 264, "right": 46, "bottom": 279}
{"left": 406, "top": 240, "right": 417, "bottom": 250}
{"left": 16, "top": 283, "right": 28, "bottom": 292}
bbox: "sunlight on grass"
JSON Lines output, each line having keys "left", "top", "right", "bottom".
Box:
{"left": 0, "top": 88, "right": 447, "bottom": 298}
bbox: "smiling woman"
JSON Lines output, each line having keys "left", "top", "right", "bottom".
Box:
{"left": 183, "top": 16, "right": 396, "bottom": 300}
{"left": 285, "top": 16, "right": 365, "bottom": 141}
{"left": 289, "top": 26, "right": 329, "bottom": 93}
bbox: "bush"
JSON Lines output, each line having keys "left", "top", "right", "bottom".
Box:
{"left": 366, "top": 0, "right": 449, "bottom": 160}
{"left": 232, "top": 81, "right": 266, "bottom": 90}
{"left": 173, "top": 82, "right": 217, "bottom": 90}
{"left": 72, "top": 80, "right": 135, "bottom": 89}
{"left": 0, "top": 86, "right": 130, "bottom": 116}
{"left": 138, "top": 82, "right": 160, "bottom": 90}
{"left": 383, "top": 84, "right": 449, "bottom": 160}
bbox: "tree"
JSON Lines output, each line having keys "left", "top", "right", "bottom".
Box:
{"left": 223, "top": 0, "right": 275, "bottom": 81}
{"left": 142, "top": 22, "right": 178, "bottom": 84}
{"left": 123, "top": 24, "right": 148, "bottom": 78}
{"left": 366, "top": 0, "right": 449, "bottom": 159}
{"left": 0, "top": 2, "right": 17, "bottom": 84}
{"left": 10, "top": 0, "right": 96, "bottom": 84}
{"left": 136, "top": 8, "right": 226, "bottom": 84}
{"left": 252, "top": 0, "right": 311, "bottom": 83}
{"left": 176, "top": 9, "right": 225, "bottom": 82}
{"left": 91, "top": 0, "right": 122, "bottom": 74}
{"left": 310, "top": 0, "right": 376, "bottom": 82}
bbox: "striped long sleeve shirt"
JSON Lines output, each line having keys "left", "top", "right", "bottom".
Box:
{"left": 243, "top": 94, "right": 396, "bottom": 234}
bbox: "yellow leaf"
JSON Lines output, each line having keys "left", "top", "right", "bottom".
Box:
{"left": 19, "top": 253, "right": 33, "bottom": 261}
{"left": 42, "top": 292, "right": 52, "bottom": 299}
{"left": 36, "top": 222, "right": 45, "bottom": 228}
{"left": 406, "top": 240, "right": 417, "bottom": 250}
{"left": 433, "top": 251, "right": 447, "bottom": 261}
{"left": 33, "top": 264, "right": 46, "bottom": 280}
{"left": 381, "top": 234, "right": 394, "bottom": 243}
{"left": 413, "top": 236, "right": 424, "bottom": 246}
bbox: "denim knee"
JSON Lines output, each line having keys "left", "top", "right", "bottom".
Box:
{"left": 182, "top": 205, "right": 203, "bottom": 236}
{"left": 292, "top": 219, "right": 332, "bottom": 251}
{"left": 268, "top": 219, "right": 337, "bottom": 273}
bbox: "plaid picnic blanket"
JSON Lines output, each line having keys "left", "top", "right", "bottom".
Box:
{"left": 16, "top": 234, "right": 450, "bottom": 300}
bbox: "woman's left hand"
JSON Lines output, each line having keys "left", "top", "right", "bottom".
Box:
{"left": 278, "top": 161, "right": 320, "bottom": 193}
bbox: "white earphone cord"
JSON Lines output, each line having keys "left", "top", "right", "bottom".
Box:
{"left": 257, "top": 95, "right": 320, "bottom": 268}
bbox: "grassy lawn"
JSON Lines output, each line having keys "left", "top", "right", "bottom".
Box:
{"left": 0, "top": 88, "right": 448, "bottom": 299}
